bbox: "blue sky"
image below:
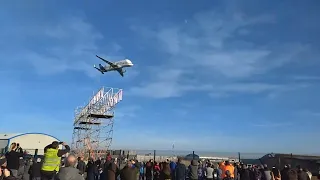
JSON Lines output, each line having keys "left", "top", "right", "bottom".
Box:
{"left": 0, "top": 0, "right": 319, "bottom": 154}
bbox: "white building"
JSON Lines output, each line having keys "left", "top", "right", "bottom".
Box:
{"left": 0, "top": 133, "right": 60, "bottom": 155}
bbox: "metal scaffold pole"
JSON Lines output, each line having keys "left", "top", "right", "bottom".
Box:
{"left": 71, "top": 87, "right": 123, "bottom": 160}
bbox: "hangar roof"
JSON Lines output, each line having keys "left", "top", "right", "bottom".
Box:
{"left": 0, "top": 133, "right": 21, "bottom": 139}
{"left": 0, "top": 133, "right": 60, "bottom": 141}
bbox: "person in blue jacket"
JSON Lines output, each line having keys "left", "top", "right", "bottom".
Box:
{"left": 169, "top": 160, "right": 177, "bottom": 180}
{"left": 139, "top": 162, "right": 145, "bottom": 180}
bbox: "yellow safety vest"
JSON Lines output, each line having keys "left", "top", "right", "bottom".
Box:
{"left": 41, "top": 148, "right": 61, "bottom": 172}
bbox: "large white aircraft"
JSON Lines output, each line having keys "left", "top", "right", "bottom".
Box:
{"left": 94, "top": 55, "right": 134, "bottom": 77}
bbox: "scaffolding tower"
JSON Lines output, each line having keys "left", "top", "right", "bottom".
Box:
{"left": 71, "top": 87, "right": 123, "bottom": 159}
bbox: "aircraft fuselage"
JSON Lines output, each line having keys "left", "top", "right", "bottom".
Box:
{"left": 101, "top": 59, "right": 133, "bottom": 72}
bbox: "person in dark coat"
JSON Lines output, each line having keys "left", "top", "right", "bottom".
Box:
{"left": 86, "top": 158, "right": 96, "bottom": 180}
{"left": 297, "top": 166, "right": 310, "bottom": 180}
{"left": 5, "top": 143, "right": 24, "bottom": 178}
{"left": 145, "top": 160, "right": 153, "bottom": 180}
{"left": 100, "top": 159, "right": 110, "bottom": 180}
{"left": 29, "top": 158, "right": 42, "bottom": 180}
{"left": 102, "top": 159, "right": 118, "bottom": 180}
{"left": 174, "top": 158, "right": 186, "bottom": 180}
{"left": 239, "top": 165, "right": 250, "bottom": 180}
{"left": 120, "top": 160, "right": 140, "bottom": 180}
{"left": 77, "top": 157, "right": 86, "bottom": 177}
{"left": 281, "top": 165, "right": 290, "bottom": 180}
{"left": 288, "top": 169, "right": 298, "bottom": 180}
{"left": 94, "top": 158, "right": 102, "bottom": 180}
{"left": 160, "top": 162, "right": 171, "bottom": 180}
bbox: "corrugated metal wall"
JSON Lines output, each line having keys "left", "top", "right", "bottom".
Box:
{"left": 0, "top": 139, "right": 8, "bottom": 154}
{"left": 0, "top": 139, "right": 8, "bottom": 149}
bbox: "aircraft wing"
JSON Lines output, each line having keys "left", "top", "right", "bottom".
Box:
{"left": 116, "top": 68, "right": 124, "bottom": 77}
{"left": 96, "top": 55, "right": 118, "bottom": 68}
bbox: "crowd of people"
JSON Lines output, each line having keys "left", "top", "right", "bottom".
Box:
{"left": 137, "top": 159, "right": 313, "bottom": 180}
{"left": 0, "top": 141, "right": 317, "bottom": 180}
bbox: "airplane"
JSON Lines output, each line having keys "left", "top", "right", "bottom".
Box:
{"left": 94, "top": 55, "right": 134, "bottom": 77}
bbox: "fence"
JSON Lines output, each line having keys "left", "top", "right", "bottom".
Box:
{"left": 2, "top": 148, "right": 319, "bottom": 163}
{"left": 133, "top": 150, "right": 320, "bottom": 175}
{"left": 2, "top": 148, "right": 319, "bottom": 174}
{"left": 133, "top": 150, "right": 266, "bottom": 161}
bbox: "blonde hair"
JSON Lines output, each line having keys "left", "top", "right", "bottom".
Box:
{"left": 10, "top": 143, "right": 17, "bottom": 151}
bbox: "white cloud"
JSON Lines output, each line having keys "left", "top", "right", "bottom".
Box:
{"left": 128, "top": 9, "right": 313, "bottom": 98}
{"left": 0, "top": 16, "right": 122, "bottom": 77}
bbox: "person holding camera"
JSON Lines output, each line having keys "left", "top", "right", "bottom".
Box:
{"left": 41, "top": 141, "right": 70, "bottom": 180}
{"left": 5, "top": 143, "right": 23, "bottom": 178}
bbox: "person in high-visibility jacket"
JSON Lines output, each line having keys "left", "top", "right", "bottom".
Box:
{"left": 221, "top": 161, "right": 235, "bottom": 179}
{"left": 41, "top": 141, "right": 70, "bottom": 180}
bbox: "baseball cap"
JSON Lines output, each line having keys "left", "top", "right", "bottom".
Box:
{"left": 0, "top": 157, "right": 6, "bottom": 166}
